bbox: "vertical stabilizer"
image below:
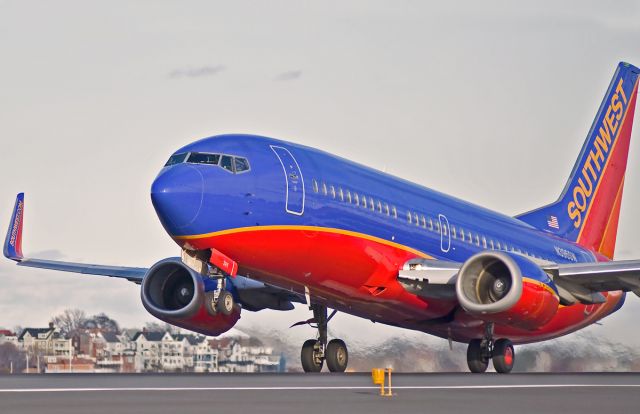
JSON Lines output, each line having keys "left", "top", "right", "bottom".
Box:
{"left": 516, "top": 62, "right": 640, "bottom": 259}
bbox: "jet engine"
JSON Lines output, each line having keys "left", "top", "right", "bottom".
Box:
{"left": 455, "top": 251, "right": 559, "bottom": 330}
{"left": 140, "top": 258, "right": 240, "bottom": 336}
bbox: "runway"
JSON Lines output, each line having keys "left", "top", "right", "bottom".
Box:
{"left": 1, "top": 373, "right": 639, "bottom": 414}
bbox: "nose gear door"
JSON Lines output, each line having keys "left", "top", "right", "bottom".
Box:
{"left": 271, "top": 145, "right": 305, "bottom": 215}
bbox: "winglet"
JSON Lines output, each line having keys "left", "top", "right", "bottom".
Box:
{"left": 4, "top": 193, "right": 24, "bottom": 261}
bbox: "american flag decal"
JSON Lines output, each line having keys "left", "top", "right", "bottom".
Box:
{"left": 547, "top": 215, "right": 559, "bottom": 229}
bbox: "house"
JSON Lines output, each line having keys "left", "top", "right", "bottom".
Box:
{"left": 45, "top": 356, "right": 95, "bottom": 373}
{"left": 18, "top": 323, "right": 72, "bottom": 358}
{"left": 132, "top": 331, "right": 164, "bottom": 372}
{"left": 0, "top": 330, "right": 18, "bottom": 346}
{"left": 193, "top": 336, "right": 218, "bottom": 373}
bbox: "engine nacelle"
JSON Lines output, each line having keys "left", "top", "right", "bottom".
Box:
{"left": 455, "top": 251, "right": 559, "bottom": 330}
{"left": 140, "top": 258, "right": 240, "bottom": 336}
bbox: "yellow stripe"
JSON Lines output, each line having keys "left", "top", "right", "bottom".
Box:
{"left": 174, "top": 225, "right": 433, "bottom": 259}
{"left": 577, "top": 79, "right": 639, "bottom": 242}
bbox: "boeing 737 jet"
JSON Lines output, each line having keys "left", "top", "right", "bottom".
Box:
{"left": 4, "top": 62, "right": 640, "bottom": 373}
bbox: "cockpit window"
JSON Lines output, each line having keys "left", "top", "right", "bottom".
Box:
{"left": 234, "top": 157, "right": 250, "bottom": 173}
{"left": 187, "top": 153, "right": 220, "bottom": 165}
{"left": 220, "top": 155, "right": 234, "bottom": 172}
{"left": 165, "top": 153, "right": 188, "bottom": 167}
{"left": 166, "top": 151, "right": 250, "bottom": 175}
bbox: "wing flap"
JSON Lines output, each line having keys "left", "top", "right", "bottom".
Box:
{"left": 550, "top": 259, "right": 640, "bottom": 300}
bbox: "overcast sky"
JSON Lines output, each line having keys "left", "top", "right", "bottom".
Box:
{"left": 1, "top": 1, "right": 640, "bottom": 349}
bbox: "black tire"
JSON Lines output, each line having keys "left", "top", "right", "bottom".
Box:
{"left": 216, "top": 290, "right": 234, "bottom": 316}
{"left": 301, "top": 339, "right": 323, "bottom": 372}
{"left": 204, "top": 292, "right": 217, "bottom": 316}
{"left": 492, "top": 338, "right": 515, "bottom": 374}
{"left": 325, "top": 339, "right": 348, "bottom": 373}
{"left": 467, "top": 339, "right": 489, "bottom": 373}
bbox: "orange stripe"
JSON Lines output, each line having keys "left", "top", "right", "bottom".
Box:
{"left": 576, "top": 79, "right": 639, "bottom": 242}
{"left": 597, "top": 175, "right": 625, "bottom": 258}
{"left": 175, "top": 225, "right": 433, "bottom": 259}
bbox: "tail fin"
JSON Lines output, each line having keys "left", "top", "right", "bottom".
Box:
{"left": 516, "top": 62, "right": 640, "bottom": 259}
{"left": 4, "top": 193, "right": 24, "bottom": 261}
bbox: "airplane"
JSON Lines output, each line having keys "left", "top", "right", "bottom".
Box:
{"left": 4, "top": 62, "right": 640, "bottom": 374}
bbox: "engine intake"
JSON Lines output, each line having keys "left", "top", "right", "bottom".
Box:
{"left": 140, "top": 258, "right": 240, "bottom": 336}
{"left": 456, "top": 251, "right": 523, "bottom": 314}
{"left": 456, "top": 251, "right": 559, "bottom": 330}
{"left": 142, "top": 258, "right": 204, "bottom": 318}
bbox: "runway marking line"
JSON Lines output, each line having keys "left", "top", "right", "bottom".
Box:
{"left": 1, "top": 384, "right": 640, "bottom": 393}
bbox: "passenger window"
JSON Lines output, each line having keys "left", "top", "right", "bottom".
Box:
{"left": 490, "top": 239, "right": 494, "bottom": 249}
{"left": 346, "top": 190, "right": 352, "bottom": 203}
{"left": 220, "top": 155, "right": 234, "bottom": 172}
{"left": 361, "top": 195, "right": 367, "bottom": 208}
{"left": 475, "top": 234, "right": 480, "bottom": 246}
{"left": 428, "top": 218, "right": 433, "bottom": 231}
{"left": 442, "top": 225, "right": 448, "bottom": 236}
{"left": 496, "top": 241, "right": 501, "bottom": 250}
{"left": 384, "top": 203, "right": 390, "bottom": 216}
{"left": 377, "top": 201, "right": 382, "bottom": 213}
{"left": 165, "top": 153, "right": 188, "bottom": 166}
{"left": 413, "top": 213, "right": 419, "bottom": 226}
{"left": 354, "top": 193, "right": 360, "bottom": 205}
{"left": 451, "top": 226, "right": 457, "bottom": 239}
{"left": 482, "top": 236, "right": 487, "bottom": 249}
{"left": 392, "top": 206, "right": 398, "bottom": 218}
{"left": 338, "top": 188, "right": 344, "bottom": 201}
{"left": 330, "top": 185, "right": 336, "bottom": 199}
{"left": 435, "top": 221, "right": 441, "bottom": 233}
{"left": 459, "top": 227, "right": 464, "bottom": 242}
{"left": 312, "top": 179, "right": 319, "bottom": 193}
{"left": 234, "top": 157, "right": 250, "bottom": 172}
{"left": 188, "top": 153, "right": 220, "bottom": 165}
{"left": 467, "top": 231, "right": 472, "bottom": 243}
{"left": 407, "top": 211, "right": 412, "bottom": 224}
{"left": 322, "top": 182, "right": 328, "bottom": 196}
{"left": 421, "top": 215, "right": 426, "bottom": 228}
{"left": 369, "top": 198, "right": 375, "bottom": 211}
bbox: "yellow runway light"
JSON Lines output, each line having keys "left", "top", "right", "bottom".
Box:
{"left": 371, "top": 367, "right": 393, "bottom": 397}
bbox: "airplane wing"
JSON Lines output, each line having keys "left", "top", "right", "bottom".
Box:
{"left": 3, "top": 193, "right": 147, "bottom": 283}
{"left": 544, "top": 260, "right": 640, "bottom": 304}
{"left": 3, "top": 193, "right": 305, "bottom": 309}
{"left": 398, "top": 257, "right": 640, "bottom": 306}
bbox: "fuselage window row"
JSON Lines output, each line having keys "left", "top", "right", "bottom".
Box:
{"left": 311, "top": 178, "right": 399, "bottom": 220}
{"left": 312, "top": 179, "right": 548, "bottom": 261}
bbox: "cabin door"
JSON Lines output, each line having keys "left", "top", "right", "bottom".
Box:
{"left": 270, "top": 145, "right": 305, "bottom": 215}
{"left": 439, "top": 214, "right": 451, "bottom": 253}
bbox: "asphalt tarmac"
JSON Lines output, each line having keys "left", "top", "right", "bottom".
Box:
{"left": 1, "top": 373, "right": 639, "bottom": 414}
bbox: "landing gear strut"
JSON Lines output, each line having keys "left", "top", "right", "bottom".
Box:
{"left": 466, "top": 323, "right": 515, "bottom": 374}
{"left": 299, "top": 305, "right": 348, "bottom": 373}
{"left": 204, "top": 270, "right": 235, "bottom": 316}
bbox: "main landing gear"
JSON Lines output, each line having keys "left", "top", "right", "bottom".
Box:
{"left": 298, "top": 305, "right": 349, "bottom": 373}
{"left": 204, "top": 270, "right": 235, "bottom": 316}
{"left": 466, "top": 323, "right": 515, "bottom": 374}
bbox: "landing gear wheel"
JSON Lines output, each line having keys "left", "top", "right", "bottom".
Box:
{"left": 467, "top": 339, "right": 489, "bottom": 373}
{"left": 301, "top": 339, "right": 324, "bottom": 372}
{"left": 204, "top": 292, "right": 217, "bottom": 316}
{"left": 216, "top": 290, "right": 234, "bottom": 316}
{"left": 492, "top": 338, "right": 515, "bottom": 374}
{"left": 325, "top": 339, "right": 348, "bottom": 372}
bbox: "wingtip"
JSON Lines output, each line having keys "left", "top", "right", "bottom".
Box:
{"left": 3, "top": 193, "right": 24, "bottom": 261}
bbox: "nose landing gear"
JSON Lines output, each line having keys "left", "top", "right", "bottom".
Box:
{"left": 297, "top": 304, "right": 349, "bottom": 373}
{"left": 466, "top": 323, "right": 515, "bottom": 374}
